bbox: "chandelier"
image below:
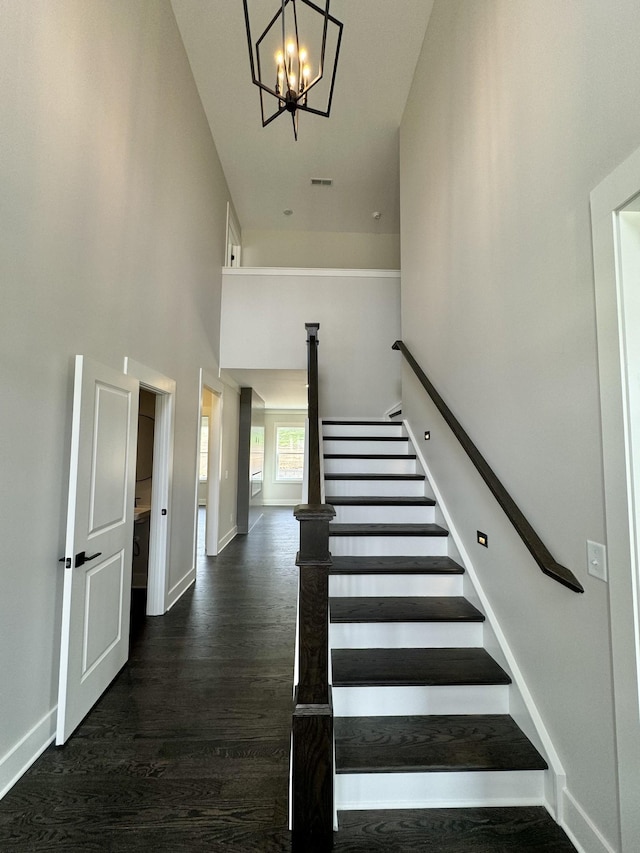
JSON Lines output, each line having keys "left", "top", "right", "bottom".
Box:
{"left": 242, "top": 0, "right": 343, "bottom": 140}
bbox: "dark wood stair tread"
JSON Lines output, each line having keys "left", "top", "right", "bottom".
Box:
{"left": 325, "top": 473, "right": 425, "bottom": 481}
{"left": 330, "top": 597, "right": 484, "bottom": 624}
{"left": 331, "top": 648, "right": 511, "bottom": 687}
{"left": 324, "top": 436, "right": 409, "bottom": 442}
{"left": 330, "top": 556, "right": 464, "bottom": 575}
{"left": 323, "top": 420, "right": 401, "bottom": 426}
{"left": 324, "top": 453, "right": 417, "bottom": 460}
{"left": 327, "top": 496, "right": 435, "bottom": 507}
{"left": 336, "top": 807, "right": 577, "bottom": 850}
{"left": 330, "top": 523, "right": 448, "bottom": 537}
{"left": 334, "top": 715, "right": 548, "bottom": 774}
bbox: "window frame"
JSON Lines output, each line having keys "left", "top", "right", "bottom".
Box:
{"left": 273, "top": 422, "right": 306, "bottom": 484}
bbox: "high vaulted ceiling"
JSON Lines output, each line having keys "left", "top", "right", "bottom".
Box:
{"left": 171, "top": 0, "right": 433, "bottom": 237}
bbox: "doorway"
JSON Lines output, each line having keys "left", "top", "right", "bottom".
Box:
{"left": 195, "top": 368, "right": 224, "bottom": 561}
{"left": 131, "top": 388, "right": 156, "bottom": 635}
{"left": 124, "top": 358, "right": 176, "bottom": 617}
{"left": 591, "top": 149, "right": 640, "bottom": 849}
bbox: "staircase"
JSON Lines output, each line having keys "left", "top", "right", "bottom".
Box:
{"left": 323, "top": 419, "right": 549, "bottom": 820}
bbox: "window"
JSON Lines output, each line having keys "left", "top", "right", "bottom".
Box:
{"left": 199, "top": 416, "right": 209, "bottom": 481}
{"left": 275, "top": 425, "right": 305, "bottom": 482}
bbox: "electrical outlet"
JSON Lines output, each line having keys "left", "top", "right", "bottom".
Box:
{"left": 587, "top": 540, "right": 608, "bottom": 581}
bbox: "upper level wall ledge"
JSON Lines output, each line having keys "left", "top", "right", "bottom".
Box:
{"left": 222, "top": 267, "right": 400, "bottom": 278}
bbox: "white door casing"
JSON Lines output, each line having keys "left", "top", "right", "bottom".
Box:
{"left": 591, "top": 148, "right": 640, "bottom": 851}
{"left": 56, "top": 356, "right": 139, "bottom": 745}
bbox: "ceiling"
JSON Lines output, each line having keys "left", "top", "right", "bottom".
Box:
{"left": 223, "top": 368, "right": 308, "bottom": 410}
{"left": 171, "top": 0, "right": 434, "bottom": 236}
{"left": 171, "top": 1, "right": 433, "bottom": 409}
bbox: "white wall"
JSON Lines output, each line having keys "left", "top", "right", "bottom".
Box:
{"left": 218, "top": 383, "right": 240, "bottom": 547}
{"left": 263, "top": 411, "right": 307, "bottom": 506}
{"left": 0, "top": 0, "right": 237, "bottom": 796}
{"left": 242, "top": 230, "right": 400, "bottom": 271}
{"left": 220, "top": 268, "right": 402, "bottom": 417}
{"left": 400, "top": 1, "right": 640, "bottom": 849}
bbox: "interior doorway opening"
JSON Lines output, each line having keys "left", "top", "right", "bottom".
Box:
{"left": 124, "top": 358, "right": 176, "bottom": 618}
{"left": 195, "top": 370, "right": 223, "bottom": 561}
{"left": 130, "top": 388, "right": 157, "bottom": 636}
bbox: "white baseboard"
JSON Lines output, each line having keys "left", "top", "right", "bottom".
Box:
{"left": 0, "top": 707, "right": 57, "bottom": 800}
{"left": 561, "top": 788, "right": 616, "bottom": 853}
{"left": 218, "top": 525, "right": 237, "bottom": 553}
{"left": 166, "top": 566, "right": 196, "bottom": 611}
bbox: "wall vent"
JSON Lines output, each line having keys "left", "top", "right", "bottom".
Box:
{"left": 310, "top": 178, "right": 333, "bottom": 186}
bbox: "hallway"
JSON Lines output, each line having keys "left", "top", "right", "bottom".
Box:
{"left": 0, "top": 509, "right": 576, "bottom": 852}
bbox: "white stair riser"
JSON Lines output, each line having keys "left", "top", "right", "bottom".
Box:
{"left": 329, "top": 574, "right": 464, "bottom": 597}
{"left": 335, "top": 770, "right": 545, "bottom": 811}
{"left": 330, "top": 621, "right": 483, "bottom": 649}
{"left": 324, "top": 439, "right": 410, "bottom": 455}
{"left": 324, "top": 457, "right": 417, "bottom": 475}
{"left": 332, "top": 504, "right": 435, "bottom": 524}
{"left": 325, "top": 479, "right": 425, "bottom": 497}
{"left": 332, "top": 684, "right": 509, "bottom": 717}
{"left": 323, "top": 423, "right": 403, "bottom": 438}
{"left": 330, "top": 536, "right": 448, "bottom": 557}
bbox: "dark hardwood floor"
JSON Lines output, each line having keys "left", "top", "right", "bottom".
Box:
{"left": 0, "top": 508, "right": 576, "bottom": 852}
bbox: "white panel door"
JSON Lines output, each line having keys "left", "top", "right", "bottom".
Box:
{"left": 56, "top": 356, "right": 139, "bottom": 744}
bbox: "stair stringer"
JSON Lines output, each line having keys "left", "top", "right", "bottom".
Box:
{"left": 403, "top": 418, "right": 567, "bottom": 822}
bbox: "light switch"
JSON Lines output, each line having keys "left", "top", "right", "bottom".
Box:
{"left": 587, "top": 540, "right": 607, "bottom": 582}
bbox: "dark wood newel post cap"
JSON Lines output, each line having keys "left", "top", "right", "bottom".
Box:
{"left": 294, "top": 504, "right": 335, "bottom": 521}
{"left": 305, "top": 322, "right": 320, "bottom": 341}
{"left": 294, "top": 503, "right": 335, "bottom": 566}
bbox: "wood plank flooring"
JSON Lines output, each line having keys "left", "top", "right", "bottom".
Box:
{"left": 0, "top": 508, "right": 576, "bottom": 852}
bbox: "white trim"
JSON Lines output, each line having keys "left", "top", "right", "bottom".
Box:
{"left": 166, "top": 567, "right": 196, "bottom": 611}
{"left": 384, "top": 400, "right": 403, "bottom": 419}
{"left": 591, "top": 144, "right": 640, "bottom": 851}
{"left": 223, "top": 266, "right": 400, "bottom": 278}
{"left": 195, "top": 369, "right": 224, "bottom": 562}
{"left": 404, "top": 418, "right": 567, "bottom": 819}
{"left": 561, "top": 789, "right": 616, "bottom": 853}
{"left": 218, "top": 525, "right": 238, "bottom": 553}
{"left": 0, "top": 707, "right": 56, "bottom": 800}
{"left": 123, "top": 358, "right": 176, "bottom": 617}
{"left": 274, "top": 421, "right": 305, "bottom": 485}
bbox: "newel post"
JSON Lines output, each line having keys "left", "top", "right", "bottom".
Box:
{"left": 291, "top": 504, "right": 335, "bottom": 852}
{"left": 291, "top": 322, "right": 334, "bottom": 852}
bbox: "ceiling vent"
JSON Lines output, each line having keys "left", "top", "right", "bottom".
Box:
{"left": 310, "top": 178, "right": 333, "bottom": 186}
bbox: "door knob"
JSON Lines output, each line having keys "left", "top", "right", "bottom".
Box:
{"left": 74, "top": 551, "right": 102, "bottom": 568}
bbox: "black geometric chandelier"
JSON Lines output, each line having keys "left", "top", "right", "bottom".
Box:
{"left": 242, "top": 0, "right": 343, "bottom": 141}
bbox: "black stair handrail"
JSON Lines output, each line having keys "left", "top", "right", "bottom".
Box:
{"left": 306, "top": 323, "right": 322, "bottom": 505}
{"left": 291, "top": 323, "right": 335, "bottom": 851}
{"left": 392, "top": 340, "right": 583, "bottom": 594}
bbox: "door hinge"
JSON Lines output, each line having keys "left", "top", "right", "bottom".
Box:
{"left": 161, "top": 508, "right": 167, "bottom": 516}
